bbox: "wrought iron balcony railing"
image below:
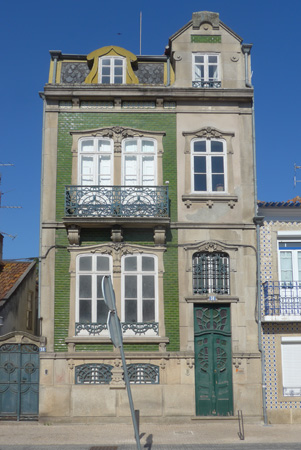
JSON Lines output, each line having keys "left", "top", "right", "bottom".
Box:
{"left": 75, "top": 321, "right": 159, "bottom": 336}
{"left": 65, "top": 185, "right": 169, "bottom": 218}
{"left": 192, "top": 80, "right": 221, "bottom": 88}
{"left": 263, "top": 281, "right": 301, "bottom": 317}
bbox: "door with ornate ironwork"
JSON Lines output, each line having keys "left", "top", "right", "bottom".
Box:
{"left": 0, "top": 344, "right": 39, "bottom": 420}
{"left": 194, "top": 305, "right": 233, "bottom": 416}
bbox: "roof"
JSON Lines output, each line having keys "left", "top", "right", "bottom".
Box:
{"left": 258, "top": 196, "right": 301, "bottom": 208}
{"left": 0, "top": 261, "right": 34, "bottom": 301}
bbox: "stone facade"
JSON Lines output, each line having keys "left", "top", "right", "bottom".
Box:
{"left": 39, "top": 11, "right": 262, "bottom": 422}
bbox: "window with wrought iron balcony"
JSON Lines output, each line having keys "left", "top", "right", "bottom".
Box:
{"left": 64, "top": 136, "right": 170, "bottom": 224}
{"left": 192, "top": 53, "right": 221, "bottom": 88}
{"left": 263, "top": 242, "right": 301, "bottom": 321}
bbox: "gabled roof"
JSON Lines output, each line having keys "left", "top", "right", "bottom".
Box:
{"left": 169, "top": 15, "right": 242, "bottom": 44}
{"left": 258, "top": 196, "right": 301, "bottom": 208}
{"left": 0, "top": 261, "right": 35, "bottom": 302}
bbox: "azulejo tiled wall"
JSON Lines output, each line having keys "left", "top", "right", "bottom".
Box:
{"left": 261, "top": 220, "right": 301, "bottom": 411}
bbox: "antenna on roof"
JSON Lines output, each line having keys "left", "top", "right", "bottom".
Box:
{"left": 140, "top": 11, "right": 142, "bottom": 55}
{"left": 294, "top": 163, "right": 301, "bottom": 188}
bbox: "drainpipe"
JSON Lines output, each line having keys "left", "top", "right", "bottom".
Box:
{"left": 242, "top": 44, "right": 253, "bottom": 88}
{"left": 245, "top": 42, "right": 268, "bottom": 425}
{"left": 49, "top": 50, "right": 61, "bottom": 84}
{"left": 38, "top": 92, "right": 46, "bottom": 337}
{"left": 165, "top": 46, "right": 170, "bottom": 86}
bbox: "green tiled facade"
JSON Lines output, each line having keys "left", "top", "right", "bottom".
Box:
{"left": 54, "top": 111, "right": 179, "bottom": 352}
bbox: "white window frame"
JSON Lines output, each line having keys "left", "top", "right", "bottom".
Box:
{"left": 78, "top": 137, "right": 113, "bottom": 186}
{"left": 76, "top": 254, "right": 112, "bottom": 335}
{"left": 191, "top": 138, "right": 227, "bottom": 193}
{"left": 278, "top": 240, "right": 301, "bottom": 282}
{"left": 121, "top": 254, "right": 158, "bottom": 334}
{"left": 192, "top": 53, "right": 220, "bottom": 83}
{"left": 281, "top": 337, "right": 301, "bottom": 396}
{"left": 98, "top": 56, "right": 126, "bottom": 84}
{"left": 122, "top": 138, "right": 157, "bottom": 186}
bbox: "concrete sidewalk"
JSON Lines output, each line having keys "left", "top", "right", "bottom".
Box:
{"left": 0, "top": 420, "right": 301, "bottom": 447}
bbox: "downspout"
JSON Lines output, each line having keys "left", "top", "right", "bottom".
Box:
{"left": 38, "top": 92, "right": 46, "bottom": 337}
{"left": 243, "top": 43, "right": 268, "bottom": 425}
{"left": 165, "top": 46, "right": 170, "bottom": 86}
{"left": 49, "top": 50, "right": 61, "bottom": 84}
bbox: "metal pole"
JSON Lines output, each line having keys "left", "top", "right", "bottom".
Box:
{"left": 119, "top": 344, "right": 141, "bottom": 450}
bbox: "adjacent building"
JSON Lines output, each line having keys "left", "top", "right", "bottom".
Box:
{"left": 259, "top": 198, "right": 301, "bottom": 423}
{"left": 38, "top": 11, "right": 262, "bottom": 421}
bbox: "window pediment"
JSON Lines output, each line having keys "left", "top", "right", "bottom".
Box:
{"left": 184, "top": 240, "right": 238, "bottom": 253}
{"left": 71, "top": 127, "right": 165, "bottom": 154}
{"left": 183, "top": 127, "right": 234, "bottom": 154}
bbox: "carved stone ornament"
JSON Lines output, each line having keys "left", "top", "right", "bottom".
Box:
{"left": 160, "top": 358, "right": 167, "bottom": 369}
{"left": 154, "top": 227, "right": 166, "bottom": 245}
{"left": 231, "top": 55, "right": 239, "bottom": 62}
{"left": 183, "top": 127, "right": 234, "bottom": 143}
{"left": 67, "top": 226, "right": 80, "bottom": 245}
{"left": 184, "top": 240, "right": 238, "bottom": 254}
{"left": 233, "top": 357, "right": 242, "bottom": 369}
{"left": 110, "top": 363, "right": 125, "bottom": 389}
{"left": 186, "top": 358, "right": 194, "bottom": 369}
{"left": 68, "top": 359, "right": 75, "bottom": 371}
{"left": 111, "top": 226, "right": 123, "bottom": 243}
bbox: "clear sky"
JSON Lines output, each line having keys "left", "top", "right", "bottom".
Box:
{"left": 0, "top": 0, "right": 300, "bottom": 260}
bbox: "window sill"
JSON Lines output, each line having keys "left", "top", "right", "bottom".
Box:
{"left": 182, "top": 194, "right": 238, "bottom": 209}
{"left": 66, "top": 336, "right": 170, "bottom": 345}
{"left": 185, "top": 296, "right": 239, "bottom": 303}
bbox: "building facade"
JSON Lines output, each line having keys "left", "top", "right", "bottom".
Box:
{"left": 259, "top": 199, "right": 301, "bottom": 423}
{"left": 39, "top": 11, "right": 262, "bottom": 421}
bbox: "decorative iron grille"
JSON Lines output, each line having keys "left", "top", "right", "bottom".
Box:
{"left": 122, "top": 322, "right": 159, "bottom": 335}
{"left": 75, "top": 321, "right": 159, "bottom": 336}
{"left": 127, "top": 364, "right": 159, "bottom": 384}
{"left": 263, "top": 281, "right": 301, "bottom": 316}
{"left": 192, "top": 80, "right": 221, "bottom": 88}
{"left": 65, "top": 185, "right": 169, "bottom": 218}
{"left": 193, "top": 252, "right": 230, "bottom": 295}
{"left": 75, "top": 322, "right": 108, "bottom": 336}
{"left": 75, "top": 363, "right": 113, "bottom": 384}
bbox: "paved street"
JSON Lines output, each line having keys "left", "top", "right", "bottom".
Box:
{"left": 1, "top": 420, "right": 301, "bottom": 449}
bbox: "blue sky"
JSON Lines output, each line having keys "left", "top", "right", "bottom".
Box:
{"left": 0, "top": 0, "right": 300, "bottom": 259}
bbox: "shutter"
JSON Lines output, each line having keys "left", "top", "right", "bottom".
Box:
{"left": 281, "top": 339, "right": 301, "bottom": 394}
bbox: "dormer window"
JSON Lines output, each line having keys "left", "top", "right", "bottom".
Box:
{"left": 192, "top": 54, "right": 220, "bottom": 88}
{"left": 98, "top": 56, "right": 125, "bottom": 84}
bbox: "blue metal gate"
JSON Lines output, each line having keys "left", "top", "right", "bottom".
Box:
{"left": 0, "top": 343, "right": 39, "bottom": 420}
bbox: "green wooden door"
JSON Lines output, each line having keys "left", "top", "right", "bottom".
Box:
{"left": 194, "top": 305, "right": 233, "bottom": 416}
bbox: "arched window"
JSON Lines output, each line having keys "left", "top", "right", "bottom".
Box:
{"left": 76, "top": 254, "right": 112, "bottom": 330}
{"left": 191, "top": 139, "right": 226, "bottom": 193}
{"left": 122, "top": 138, "right": 157, "bottom": 186}
{"left": 193, "top": 252, "right": 229, "bottom": 295}
{"left": 78, "top": 138, "right": 113, "bottom": 185}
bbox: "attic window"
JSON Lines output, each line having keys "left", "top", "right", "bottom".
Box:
{"left": 98, "top": 56, "right": 125, "bottom": 84}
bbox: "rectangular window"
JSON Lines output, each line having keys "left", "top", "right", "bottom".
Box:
{"left": 193, "top": 252, "right": 230, "bottom": 295}
{"left": 281, "top": 337, "right": 301, "bottom": 396}
{"left": 123, "top": 138, "right": 156, "bottom": 186}
{"left": 122, "top": 254, "right": 158, "bottom": 335}
{"left": 192, "top": 139, "right": 226, "bottom": 193}
{"left": 192, "top": 54, "right": 220, "bottom": 88}
{"left": 99, "top": 57, "right": 125, "bottom": 84}
{"left": 278, "top": 241, "right": 301, "bottom": 315}
{"left": 79, "top": 138, "right": 113, "bottom": 186}
{"left": 76, "top": 254, "right": 112, "bottom": 335}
